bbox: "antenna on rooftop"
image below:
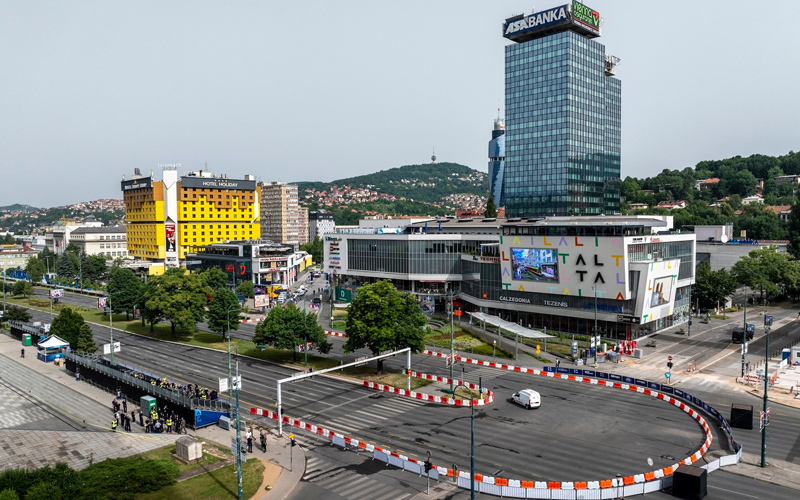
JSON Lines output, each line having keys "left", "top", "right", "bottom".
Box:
{"left": 431, "top": 147, "right": 437, "bottom": 164}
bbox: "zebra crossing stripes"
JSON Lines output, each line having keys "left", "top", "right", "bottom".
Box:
{"left": 303, "top": 456, "right": 411, "bottom": 500}
{"left": 324, "top": 397, "right": 425, "bottom": 435}
{"left": 459, "top": 366, "right": 503, "bottom": 384}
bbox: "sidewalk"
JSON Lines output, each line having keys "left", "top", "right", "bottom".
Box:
{"left": 0, "top": 331, "right": 307, "bottom": 499}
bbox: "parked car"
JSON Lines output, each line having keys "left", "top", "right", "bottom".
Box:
{"left": 511, "top": 389, "right": 541, "bottom": 409}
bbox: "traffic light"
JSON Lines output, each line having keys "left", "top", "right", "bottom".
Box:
{"left": 667, "top": 361, "right": 673, "bottom": 369}
{"left": 424, "top": 460, "right": 432, "bottom": 474}
{"left": 291, "top": 438, "right": 296, "bottom": 447}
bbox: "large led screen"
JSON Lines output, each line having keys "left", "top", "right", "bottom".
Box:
{"left": 649, "top": 276, "right": 674, "bottom": 308}
{"left": 511, "top": 248, "right": 559, "bottom": 283}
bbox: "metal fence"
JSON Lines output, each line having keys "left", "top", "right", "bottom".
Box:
{"left": 66, "top": 351, "right": 229, "bottom": 412}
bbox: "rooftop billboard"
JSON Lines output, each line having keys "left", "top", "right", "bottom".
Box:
{"left": 503, "top": 2, "right": 601, "bottom": 42}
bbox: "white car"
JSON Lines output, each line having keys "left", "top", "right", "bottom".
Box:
{"left": 511, "top": 389, "right": 541, "bottom": 409}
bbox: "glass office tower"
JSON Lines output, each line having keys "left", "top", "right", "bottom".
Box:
{"left": 503, "top": 6, "right": 621, "bottom": 217}
{"left": 488, "top": 118, "right": 506, "bottom": 207}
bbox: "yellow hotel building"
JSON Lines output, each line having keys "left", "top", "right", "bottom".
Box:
{"left": 122, "top": 167, "right": 260, "bottom": 274}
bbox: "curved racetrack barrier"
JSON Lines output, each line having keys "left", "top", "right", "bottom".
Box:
{"left": 249, "top": 344, "right": 741, "bottom": 498}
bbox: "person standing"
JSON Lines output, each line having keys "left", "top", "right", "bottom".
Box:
{"left": 247, "top": 435, "right": 253, "bottom": 453}
{"left": 123, "top": 400, "right": 127, "bottom": 413}
{"left": 260, "top": 431, "right": 267, "bottom": 453}
{"left": 111, "top": 418, "right": 118, "bottom": 432}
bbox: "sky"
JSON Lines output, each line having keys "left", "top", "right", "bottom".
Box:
{"left": 2, "top": 1, "right": 799, "bottom": 207}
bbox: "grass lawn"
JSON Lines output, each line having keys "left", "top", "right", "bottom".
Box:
{"left": 136, "top": 458, "right": 264, "bottom": 500}
{"left": 425, "top": 324, "right": 514, "bottom": 359}
{"left": 136, "top": 444, "right": 225, "bottom": 475}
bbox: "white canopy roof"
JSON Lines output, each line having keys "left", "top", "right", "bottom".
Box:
{"left": 469, "top": 312, "right": 555, "bottom": 339}
{"left": 37, "top": 335, "right": 70, "bottom": 349}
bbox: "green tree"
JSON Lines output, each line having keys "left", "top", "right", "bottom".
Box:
{"left": 137, "top": 282, "right": 160, "bottom": 331}
{"left": 1, "top": 234, "right": 15, "bottom": 245}
{"left": 0, "top": 488, "right": 18, "bottom": 500}
{"left": 3, "top": 305, "right": 32, "bottom": 323}
{"left": 300, "top": 236, "right": 324, "bottom": 264}
{"left": 207, "top": 289, "right": 241, "bottom": 338}
{"left": 236, "top": 280, "right": 255, "bottom": 298}
{"left": 108, "top": 267, "right": 142, "bottom": 320}
{"left": 731, "top": 247, "right": 800, "bottom": 303}
{"left": 692, "top": 262, "right": 737, "bottom": 310}
{"left": 253, "top": 304, "right": 331, "bottom": 362}
{"left": 12, "top": 281, "right": 33, "bottom": 298}
{"left": 144, "top": 268, "right": 209, "bottom": 338}
{"left": 25, "top": 256, "right": 46, "bottom": 283}
{"left": 788, "top": 198, "right": 800, "bottom": 258}
{"left": 50, "top": 307, "right": 97, "bottom": 353}
{"left": 83, "top": 255, "right": 108, "bottom": 284}
{"left": 56, "top": 254, "right": 75, "bottom": 280}
{"left": 484, "top": 195, "right": 498, "bottom": 218}
{"left": 199, "top": 267, "right": 228, "bottom": 291}
{"left": 23, "top": 482, "right": 62, "bottom": 500}
{"left": 343, "top": 281, "right": 427, "bottom": 374}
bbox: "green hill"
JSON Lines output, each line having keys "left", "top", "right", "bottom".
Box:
{"left": 295, "top": 162, "right": 487, "bottom": 205}
{"left": 0, "top": 204, "right": 37, "bottom": 212}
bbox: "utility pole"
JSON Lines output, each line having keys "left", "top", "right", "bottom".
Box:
{"left": 741, "top": 289, "right": 748, "bottom": 378}
{"left": 761, "top": 315, "right": 772, "bottom": 467}
{"left": 2, "top": 265, "right": 6, "bottom": 319}
{"left": 108, "top": 297, "right": 114, "bottom": 363}
{"left": 235, "top": 360, "right": 243, "bottom": 500}
{"left": 449, "top": 290, "right": 455, "bottom": 394}
{"left": 470, "top": 389, "right": 475, "bottom": 500}
{"left": 687, "top": 285, "right": 692, "bottom": 338}
{"left": 592, "top": 283, "right": 598, "bottom": 365}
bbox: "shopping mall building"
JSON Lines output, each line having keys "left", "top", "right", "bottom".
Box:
{"left": 325, "top": 216, "right": 695, "bottom": 340}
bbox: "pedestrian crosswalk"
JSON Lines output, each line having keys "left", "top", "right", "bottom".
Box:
{"left": 459, "top": 366, "right": 504, "bottom": 386}
{"left": 323, "top": 396, "right": 426, "bottom": 437}
{"left": 303, "top": 455, "right": 411, "bottom": 500}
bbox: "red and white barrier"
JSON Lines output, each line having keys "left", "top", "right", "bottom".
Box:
{"left": 248, "top": 349, "right": 716, "bottom": 498}
{"left": 362, "top": 371, "right": 493, "bottom": 407}
{"left": 324, "top": 330, "right": 347, "bottom": 338}
{"left": 241, "top": 317, "right": 265, "bottom": 323}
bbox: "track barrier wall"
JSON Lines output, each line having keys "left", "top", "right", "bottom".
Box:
{"left": 248, "top": 349, "right": 741, "bottom": 498}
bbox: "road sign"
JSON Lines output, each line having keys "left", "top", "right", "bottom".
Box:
{"left": 103, "top": 342, "right": 121, "bottom": 355}
{"left": 668, "top": 356, "right": 673, "bottom": 361}
{"left": 665, "top": 372, "right": 671, "bottom": 379}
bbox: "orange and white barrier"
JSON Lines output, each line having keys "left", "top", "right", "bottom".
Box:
{"left": 324, "top": 330, "right": 347, "bottom": 338}
{"left": 362, "top": 371, "right": 493, "bottom": 407}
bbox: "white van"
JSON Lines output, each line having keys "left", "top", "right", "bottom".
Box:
{"left": 511, "top": 389, "right": 541, "bottom": 409}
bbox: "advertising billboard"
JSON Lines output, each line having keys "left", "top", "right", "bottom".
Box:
{"left": 254, "top": 294, "right": 268, "bottom": 308}
{"left": 180, "top": 176, "right": 256, "bottom": 191}
{"left": 50, "top": 289, "right": 64, "bottom": 299}
{"left": 510, "top": 248, "right": 559, "bottom": 283}
{"left": 570, "top": 1, "right": 601, "bottom": 36}
{"left": 165, "top": 224, "right": 176, "bottom": 252}
{"left": 649, "top": 276, "right": 673, "bottom": 308}
{"left": 503, "top": 5, "right": 569, "bottom": 40}
{"left": 121, "top": 177, "right": 153, "bottom": 191}
{"left": 500, "top": 234, "right": 628, "bottom": 300}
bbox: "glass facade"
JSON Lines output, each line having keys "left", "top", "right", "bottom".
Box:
{"left": 488, "top": 119, "right": 506, "bottom": 206}
{"left": 347, "top": 239, "right": 462, "bottom": 276}
{"left": 503, "top": 30, "right": 621, "bottom": 217}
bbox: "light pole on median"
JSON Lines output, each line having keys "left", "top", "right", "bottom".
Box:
{"left": 226, "top": 302, "right": 244, "bottom": 500}
{"left": 448, "top": 289, "right": 457, "bottom": 394}
{"left": 761, "top": 314, "right": 772, "bottom": 468}
{"left": 741, "top": 289, "right": 748, "bottom": 378}
{"left": 470, "top": 386, "right": 476, "bottom": 500}
{"left": 592, "top": 283, "right": 598, "bottom": 365}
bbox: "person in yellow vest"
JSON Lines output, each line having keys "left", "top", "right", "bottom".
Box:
{"left": 151, "top": 379, "right": 156, "bottom": 387}
{"left": 165, "top": 417, "right": 172, "bottom": 433}
{"left": 111, "top": 418, "right": 118, "bottom": 432}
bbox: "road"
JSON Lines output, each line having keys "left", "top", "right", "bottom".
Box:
{"left": 15, "top": 284, "right": 800, "bottom": 499}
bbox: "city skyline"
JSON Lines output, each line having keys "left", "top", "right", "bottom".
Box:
{"left": 2, "top": 0, "right": 798, "bottom": 207}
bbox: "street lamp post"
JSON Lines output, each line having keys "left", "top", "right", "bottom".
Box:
{"left": 761, "top": 315, "right": 772, "bottom": 468}
{"left": 2, "top": 265, "right": 6, "bottom": 319}
{"left": 108, "top": 297, "right": 114, "bottom": 363}
{"left": 470, "top": 386, "right": 476, "bottom": 500}
{"left": 741, "top": 289, "right": 748, "bottom": 378}
{"left": 592, "top": 283, "right": 598, "bottom": 365}
{"left": 687, "top": 285, "right": 692, "bottom": 338}
{"left": 448, "top": 290, "right": 456, "bottom": 394}
{"left": 225, "top": 303, "right": 244, "bottom": 500}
